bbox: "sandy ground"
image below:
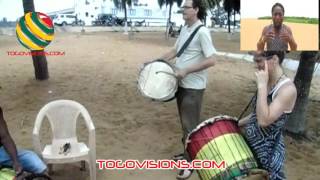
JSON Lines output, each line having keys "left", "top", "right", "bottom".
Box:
{"left": 240, "top": 19, "right": 319, "bottom": 51}
{"left": 0, "top": 30, "right": 320, "bottom": 180}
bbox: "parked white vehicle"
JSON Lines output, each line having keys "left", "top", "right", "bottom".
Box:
{"left": 53, "top": 14, "right": 76, "bottom": 26}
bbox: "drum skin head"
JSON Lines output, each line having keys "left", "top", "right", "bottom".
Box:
{"left": 138, "top": 60, "right": 178, "bottom": 101}
{"left": 185, "top": 115, "right": 238, "bottom": 149}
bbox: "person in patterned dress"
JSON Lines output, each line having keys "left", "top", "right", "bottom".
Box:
{"left": 257, "top": 3, "right": 297, "bottom": 51}
{"left": 238, "top": 51, "right": 297, "bottom": 180}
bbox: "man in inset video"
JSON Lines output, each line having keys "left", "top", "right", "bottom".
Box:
{"left": 257, "top": 3, "right": 297, "bottom": 51}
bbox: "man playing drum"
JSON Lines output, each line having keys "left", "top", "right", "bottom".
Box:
{"left": 159, "top": 0, "right": 216, "bottom": 179}
{"left": 239, "top": 51, "right": 297, "bottom": 180}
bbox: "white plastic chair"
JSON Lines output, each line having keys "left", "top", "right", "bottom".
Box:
{"left": 33, "top": 100, "right": 96, "bottom": 180}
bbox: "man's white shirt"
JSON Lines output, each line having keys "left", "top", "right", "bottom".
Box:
{"left": 174, "top": 20, "right": 216, "bottom": 89}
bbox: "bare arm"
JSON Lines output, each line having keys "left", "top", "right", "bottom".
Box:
{"left": 159, "top": 48, "right": 177, "bottom": 61}
{"left": 256, "top": 83, "right": 297, "bottom": 127}
{"left": 287, "top": 27, "right": 297, "bottom": 50}
{"left": 257, "top": 27, "right": 268, "bottom": 51}
{"left": 0, "top": 107, "right": 23, "bottom": 174}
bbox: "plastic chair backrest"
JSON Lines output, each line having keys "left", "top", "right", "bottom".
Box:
{"left": 35, "top": 100, "right": 94, "bottom": 154}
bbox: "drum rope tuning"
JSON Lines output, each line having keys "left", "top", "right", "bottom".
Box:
{"left": 219, "top": 124, "right": 247, "bottom": 177}
{"left": 186, "top": 116, "right": 259, "bottom": 180}
{"left": 223, "top": 121, "right": 256, "bottom": 175}
{"left": 201, "top": 129, "right": 230, "bottom": 179}
{"left": 201, "top": 121, "right": 253, "bottom": 179}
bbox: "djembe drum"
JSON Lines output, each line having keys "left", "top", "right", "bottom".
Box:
{"left": 185, "top": 115, "right": 267, "bottom": 180}
{"left": 137, "top": 59, "right": 178, "bottom": 102}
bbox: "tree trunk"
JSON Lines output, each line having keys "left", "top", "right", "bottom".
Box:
{"left": 285, "top": 52, "right": 318, "bottom": 135}
{"left": 165, "top": 3, "right": 173, "bottom": 39}
{"left": 208, "top": 3, "right": 215, "bottom": 23}
{"left": 123, "top": 2, "right": 128, "bottom": 34}
{"left": 214, "top": 0, "right": 222, "bottom": 28}
{"left": 168, "top": 2, "right": 172, "bottom": 23}
{"left": 227, "top": 10, "right": 230, "bottom": 33}
{"left": 22, "top": 0, "right": 49, "bottom": 80}
{"left": 233, "top": 9, "right": 236, "bottom": 30}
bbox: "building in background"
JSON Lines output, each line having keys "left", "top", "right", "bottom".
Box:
{"left": 47, "top": 0, "right": 183, "bottom": 26}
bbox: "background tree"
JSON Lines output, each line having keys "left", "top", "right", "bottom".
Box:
{"left": 113, "top": 0, "right": 132, "bottom": 34}
{"left": 158, "top": 0, "right": 183, "bottom": 38}
{"left": 22, "top": 0, "right": 49, "bottom": 80}
{"left": 232, "top": 0, "right": 240, "bottom": 28}
{"left": 286, "top": 51, "right": 319, "bottom": 137}
{"left": 223, "top": 0, "right": 239, "bottom": 33}
{"left": 206, "top": 0, "right": 222, "bottom": 27}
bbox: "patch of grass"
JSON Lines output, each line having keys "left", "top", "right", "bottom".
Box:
{"left": 258, "top": 16, "right": 319, "bottom": 24}
{"left": 259, "top": 16, "right": 272, "bottom": 20}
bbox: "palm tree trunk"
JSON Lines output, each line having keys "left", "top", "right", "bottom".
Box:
{"left": 123, "top": 1, "right": 128, "bottom": 34}
{"left": 227, "top": 10, "right": 230, "bottom": 33}
{"left": 168, "top": 2, "right": 172, "bottom": 23}
{"left": 285, "top": 52, "right": 318, "bottom": 135}
{"left": 207, "top": 0, "right": 215, "bottom": 21}
{"left": 214, "top": 0, "right": 222, "bottom": 28}
{"left": 165, "top": 3, "right": 173, "bottom": 39}
{"left": 233, "top": 9, "right": 236, "bottom": 30}
{"left": 22, "top": 0, "right": 49, "bottom": 80}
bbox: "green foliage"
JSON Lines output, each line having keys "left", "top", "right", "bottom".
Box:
{"left": 258, "top": 16, "right": 319, "bottom": 24}
{"left": 157, "top": 0, "right": 183, "bottom": 8}
{"left": 206, "top": 0, "right": 221, "bottom": 9}
{"left": 113, "top": 0, "right": 132, "bottom": 9}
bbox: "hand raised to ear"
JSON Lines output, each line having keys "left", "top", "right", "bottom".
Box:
{"left": 255, "top": 61, "right": 269, "bottom": 89}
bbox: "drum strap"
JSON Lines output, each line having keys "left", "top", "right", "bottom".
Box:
{"left": 238, "top": 91, "right": 257, "bottom": 120}
{"left": 176, "top": 25, "right": 204, "bottom": 58}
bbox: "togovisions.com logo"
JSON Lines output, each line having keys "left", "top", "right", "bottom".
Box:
{"left": 7, "top": 11, "right": 65, "bottom": 56}
{"left": 7, "top": 51, "right": 65, "bottom": 56}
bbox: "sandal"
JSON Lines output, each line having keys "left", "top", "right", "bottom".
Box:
{"left": 176, "top": 169, "right": 194, "bottom": 180}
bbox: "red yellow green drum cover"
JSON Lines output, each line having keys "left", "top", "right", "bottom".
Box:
{"left": 185, "top": 115, "right": 258, "bottom": 180}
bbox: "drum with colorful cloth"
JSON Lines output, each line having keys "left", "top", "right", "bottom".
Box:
{"left": 185, "top": 115, "right": 261, "bottom": 180}
{"left": 0, "top": 167, "right": 52, "bottom": 180}
{"left": 0, "top": 168, "right": 15, "bottom": 180}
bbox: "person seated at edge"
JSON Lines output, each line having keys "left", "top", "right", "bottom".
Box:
{"left": 0, "top": 105, "right": 48, "bottom": 179}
